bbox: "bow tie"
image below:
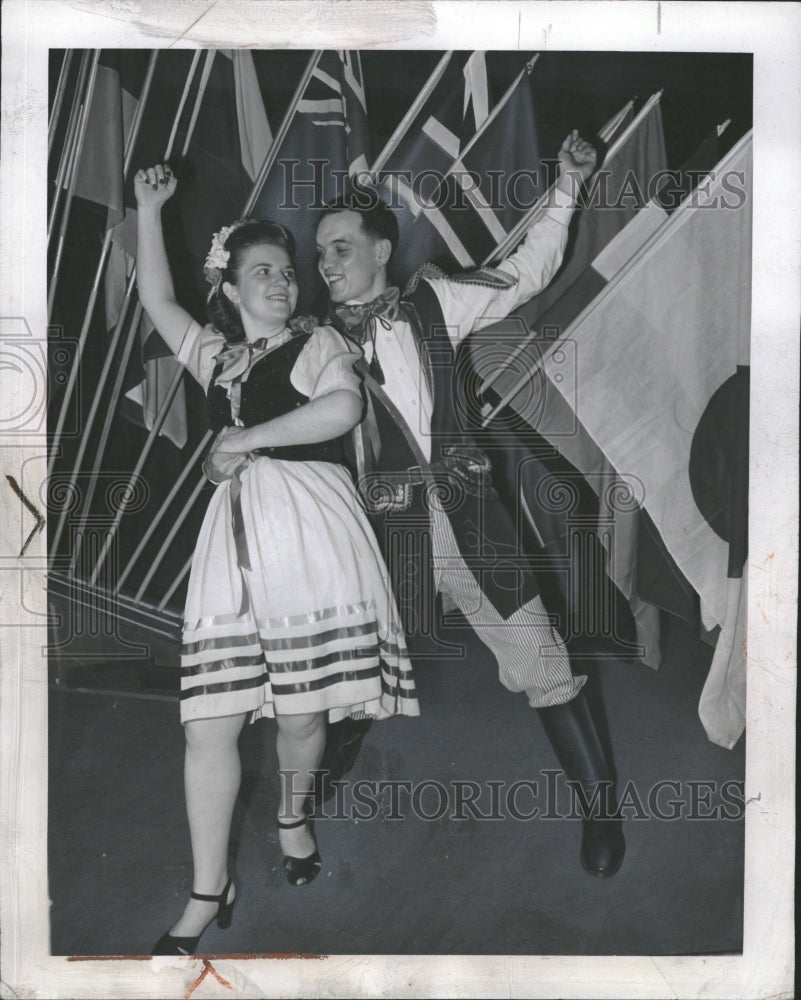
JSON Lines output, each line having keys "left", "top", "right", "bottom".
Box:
{"left": 213, "top": 336, "right": 285, "bottom": 386}
{"left": 213, "top": 317, "right": 316, "bottom": 386}
{"left": 332, "top": 287, "right": 401, "bottom": 342}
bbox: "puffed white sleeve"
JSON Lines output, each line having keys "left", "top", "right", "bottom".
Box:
{"left": 173, "top": 320, "right": 226, "bottom": 392}
{"left": 290, "top": 326, "right": 363, "bottom": 400}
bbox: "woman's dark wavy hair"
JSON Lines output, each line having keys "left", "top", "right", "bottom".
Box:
{"left": 206, "top": 219, "right": 296, "bottom": 344}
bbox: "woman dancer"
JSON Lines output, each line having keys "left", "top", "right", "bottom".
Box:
{"left": 134, "top": 163, "right": 418, "bottom": 955}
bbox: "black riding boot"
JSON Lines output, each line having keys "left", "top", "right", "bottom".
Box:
{"left": 536, "top": 689, "right": 625, "bottom": 877}
{"left": 317, "top": 717, "right": 373, "bottom": 802}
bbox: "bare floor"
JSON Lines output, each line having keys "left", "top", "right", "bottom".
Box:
{"left": 48, "top": 612, "right": 744, "bottom": 957}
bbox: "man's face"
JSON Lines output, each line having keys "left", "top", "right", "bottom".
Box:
{"left": 316, "top": 210, "right": 389, "bottom": 304}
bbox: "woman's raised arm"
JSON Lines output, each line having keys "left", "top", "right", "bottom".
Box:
{"left": 134, "top": 164, "right": 197, "bottom": 357}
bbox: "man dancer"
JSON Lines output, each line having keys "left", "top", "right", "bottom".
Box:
{"left": 316, "top": 131, "right": 625, "bottom": 876}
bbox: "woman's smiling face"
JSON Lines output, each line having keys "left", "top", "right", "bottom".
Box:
{"left": 223, "top": 242, "right": 299, "bottom": 338}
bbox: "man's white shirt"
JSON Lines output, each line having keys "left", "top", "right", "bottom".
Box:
{"left": 356, "top": 186, "right": 575, "bottom": 461}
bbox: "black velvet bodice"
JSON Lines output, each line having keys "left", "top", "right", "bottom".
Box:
{"left": 206, "top": 333, "right": 349, "bottom": 465}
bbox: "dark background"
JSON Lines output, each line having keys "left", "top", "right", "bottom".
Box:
{"left": 220, "top": 50, "right": 752, "bottom": 166}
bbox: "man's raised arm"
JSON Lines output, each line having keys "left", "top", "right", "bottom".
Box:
{"left": 429, "top": 131, "right": 598, "bottom": 345}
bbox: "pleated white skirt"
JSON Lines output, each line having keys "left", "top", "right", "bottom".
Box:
{"left": 180, "top": 457, "right": 418, "bottom": 724}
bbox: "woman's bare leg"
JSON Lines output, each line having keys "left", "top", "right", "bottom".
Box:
{"left": 168, "top": 712, "right": 246, "bottom": 937}
{"left": 275, "top": 711, "right": 327, "bottom": 858}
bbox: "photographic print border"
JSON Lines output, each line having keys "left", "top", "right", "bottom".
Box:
{"left": 1, "top": 2, "right": 797, "bottom": 998}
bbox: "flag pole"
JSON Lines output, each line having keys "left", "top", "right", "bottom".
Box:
{"left": 73, "top": 52, "right": 238, "bottom": 585}
{"left": 180, "top": 50, "right": 217, "bottom": 158}
{"left": 158, "top": 552, "right": 194, "bottom": 611}
{"left": 47, "top": 100, "right": 85, "bottom": 247}
{"left": 46, "top": 51, "right": 160, "bottom": 482}
{"left": 85, "top": 362, "right": 186, "bottom": 589}
{"left": 48, "top": 50, "right": 75, "bottom": 157}
{"left": 370, "top": 51, "right": 453, "bottom": 174}
{"left": 47, "top": 50, "right": 90, "bottom": 246}
{"left": 48, "top": 276, "right": 139, "bottom": 566}
{"left": 49, "top": 51, "right": 203, "bottom": 564}
{"left": 166, "top": 50, "right": 203, "bottom": 158}
{"left": 241, "top": 50, "right": 324, "bottom": 216}
{"left": 116, "top": 431, "right": 212, "bottom": 592}
{"left": 47, "top": 50, "right": 101, "bottom": 319}
{"left": 133, "top": 473, "right": 209, "bottom": 601}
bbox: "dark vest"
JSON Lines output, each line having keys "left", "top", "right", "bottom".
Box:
{"left": 340, "top": 280, "right": 542, "bottom": 621}
{"left": 206, "top": 333, "right": 349, "bottom": 466}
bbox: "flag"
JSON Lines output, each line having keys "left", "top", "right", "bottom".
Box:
{"left": 172, "top": 51, "right": 274, "bottom": 301}
{"left": 106, "top": 50, "right": 274, "bottom": 448}
{"left": 478, "top": 115, "right": 729, "bottom": 413}
{"left": 497, "top": 92, "right": 668, "bottom": 339}
{"left": 58, "top": 50, "right": 148, "bottom": 333}
{"left": 63, "top": 51, "right": 142, "bottom": 230}
{"left": 481, "top": 96, "right": 637, "bottom": 268}
{"left": 250, "top": 50, "right": 372, "bottom": 313}
{"left": 466, "top": 96, "right": 670, "bottom": 650}
{"left": 377, "top": 52, "right": 490, "bottom": 183}
{"left": 375, "top": 52, "right": 489, "bottom": 276}
{"left": 476, "top": 101, "right": 718, "bottom": 412}
{"left": 378, "top": 54, "right": 543, "bottom": 284}
{"left": 233, "top": 50, "right": 273, "bottom": 183}
{"left": 433, "top": 59, "right": 545, "bottom": 269}
{"left": 475, "top": 120, "right": 731, "bottom": 650}
{"left": 528, "top": 133, "right": 752, "bottom": 748}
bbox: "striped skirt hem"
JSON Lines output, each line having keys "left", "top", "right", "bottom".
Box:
{"left": 179, "top": 599, "right": 418, "bottom": 723}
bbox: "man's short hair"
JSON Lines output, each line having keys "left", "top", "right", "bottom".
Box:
{"left": 319, "top": 193, "right": 399, "bottom": 259}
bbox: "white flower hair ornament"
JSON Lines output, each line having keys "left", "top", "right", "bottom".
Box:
{"left": 204, "top": 222, "right": 245, "bottom": 295}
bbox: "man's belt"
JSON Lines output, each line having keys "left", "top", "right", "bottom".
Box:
{"left": 354, "top": 364, "right": 497, "bottom": 516}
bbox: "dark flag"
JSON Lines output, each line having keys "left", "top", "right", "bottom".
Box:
{"left": 63, "top": 51, "right": 143, "bottom": 230}
{"left": 468, "top": 95, "right": 670, "bottom": 652}
{"left": 249, "top": 50, "right": 372, "bottom": 313}
{"left": 376, "top": 53, "right": 542, "bottom": 284}
{"left": 485, "top": 92, "right": 668, "bottom": 346}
